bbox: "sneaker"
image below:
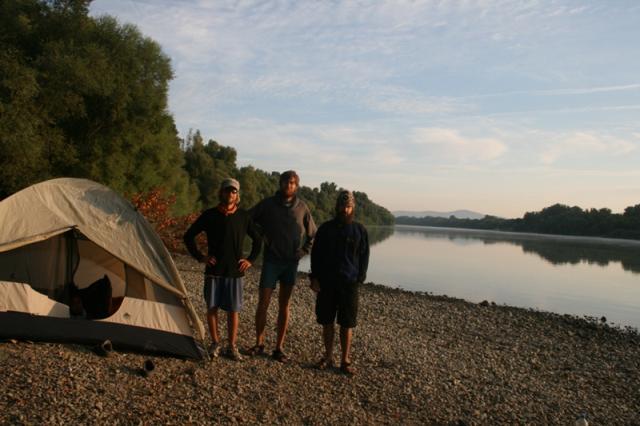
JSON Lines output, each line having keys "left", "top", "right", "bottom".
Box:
{"left": 208, "top": 342, "right": 221, "bottom": 358}
{"left": 227, "top": 346, "right": 243, "bottom": 361}
{"left": 246, "top": 344, "right": 265, "bottom": 356}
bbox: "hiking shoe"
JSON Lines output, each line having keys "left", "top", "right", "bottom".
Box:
{"left": 208, "top": 342, "right": 221, "bottom": 358}
{"left": 227, "top": 346, "right": 243, "bottom": 361}
{"left": 315, "top": 356, "right": 334, "bottom": 370}
{"left": 340, "top": 361, "right": 356, "bottom": 376}
{"left": 272, "top": 349, "right": 289, "bottom": 363}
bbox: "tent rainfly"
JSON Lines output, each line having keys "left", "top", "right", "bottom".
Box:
{"left": 0, "top": 178, "right": 206, "bottom": 359}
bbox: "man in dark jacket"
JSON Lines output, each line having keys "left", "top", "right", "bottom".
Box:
{"left": 248, "top": 170, "right": 316, "bottom": 362}
{"left": 310, "top": 190, "right": 369, "bottom": 375}
{"left": 184, "top": 178, "right": 261, "bottom": 361}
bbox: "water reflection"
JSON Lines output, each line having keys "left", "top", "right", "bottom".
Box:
{"left": 367, "top": 226, "right": 394, "bottom": 246}
{"left": 395, "top": 225, "right": 640, "bottom": 275}
{"left": 299, "top": 224, "right": 640, "bottom": 327}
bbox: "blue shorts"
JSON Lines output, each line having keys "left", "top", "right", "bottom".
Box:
{"left": 204, "top": 276, "right": 243, "bottom": 312}
{"left": 259, "top": 260, "right": 298, "bottom": 289}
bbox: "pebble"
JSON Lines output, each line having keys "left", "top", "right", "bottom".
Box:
{"left": 1, "top": 253, "right": 638, "bottom": 424}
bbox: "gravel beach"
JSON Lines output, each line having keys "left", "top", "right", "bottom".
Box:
{"left": 1, "top": 253, "right": 639, "bottom": 425}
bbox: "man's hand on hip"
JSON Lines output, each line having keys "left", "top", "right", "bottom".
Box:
{"left": 310, "top": 277, "right": 320, "bottom": 293}
{"left": 238, "top": 259, "right": 252, "bottom": 273}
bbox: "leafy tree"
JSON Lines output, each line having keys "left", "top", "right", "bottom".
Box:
{"left": 182, "top": 130, "right": 237, "bottom": 208}
{"left": 624, "top": 204, "right": 640, "bottom": 218}
{"left": 236, "top": 165, "right": 278, "bottom": 210}
{"left": 0, "top": 0, "right": 198, "bottom": 213}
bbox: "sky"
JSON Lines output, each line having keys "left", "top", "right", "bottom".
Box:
{"left": 90, "top": 0, "right": 640, "bottom": 218}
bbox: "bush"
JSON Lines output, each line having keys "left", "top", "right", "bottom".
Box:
{"left": 130, "top": 188, "right": 202, "bottom": 253}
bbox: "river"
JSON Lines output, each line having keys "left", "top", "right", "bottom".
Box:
{"left": 300, "top": 225, "right": 640, "bottom": 330}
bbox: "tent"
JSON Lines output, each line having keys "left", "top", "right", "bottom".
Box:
{"left": 0, "top": 178, "right": 206, "bottom": 359}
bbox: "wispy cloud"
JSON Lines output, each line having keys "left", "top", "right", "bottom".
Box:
{"left": 410, "top": 128, "right": 507, "bottom": 163}
{"left": 539, "top": 131, "right": 637, "bottom": 165}
{"left": 463, "top": 84, "right": 640, "bottom": 99}
{"left": 90, "top": 0, "right": 640, "bottom": 216}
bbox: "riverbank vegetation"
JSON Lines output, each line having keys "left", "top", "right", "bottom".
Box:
{"left": 396, "top": 203, "right": 640, "bottom": 240}
{"left": 0, "top": 0, "right": 394, "bottom": 231}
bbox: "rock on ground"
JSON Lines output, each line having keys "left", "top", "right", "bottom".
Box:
{"left": 1, "top": 254, "right": 639, "bottom": 425}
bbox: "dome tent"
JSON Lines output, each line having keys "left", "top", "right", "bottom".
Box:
{"left": 0, "top": 178, "right": 205, "bottom": 359}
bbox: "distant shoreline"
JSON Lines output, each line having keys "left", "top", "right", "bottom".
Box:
{"left": 395, "top": 203, "right": 640, "bottom": 242}
{"left": 392, "top": 223, "right": 640, "bottom": 247}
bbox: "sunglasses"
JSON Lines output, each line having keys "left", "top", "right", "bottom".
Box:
{"left": 223, "top": 187, "right": 238, "bottom": 194}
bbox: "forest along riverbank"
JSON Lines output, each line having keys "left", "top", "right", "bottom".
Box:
{"left": 1, "top": 254, "right": 639, "bottom": 424}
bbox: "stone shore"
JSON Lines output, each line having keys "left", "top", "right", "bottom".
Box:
{"left": 1, "top": 254, "right": 639, "bottom": 425}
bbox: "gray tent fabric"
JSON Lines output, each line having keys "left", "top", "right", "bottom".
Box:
{"left": 0, "top": 178, "right": 205, "bottom": 359}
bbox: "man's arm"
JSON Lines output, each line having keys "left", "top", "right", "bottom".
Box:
{"left": 246, "top": 217, "right": 263, "bottom": 263}
{"left": 309, "top": 224, "right": 324, "bottom": 292}
{"left": 357, "top": 225, "right": 370, "bottom": 283}
{"left": 310, "top": 224, "right": 323, "bottom": 279}
{"left": 299, "top": 207, "right": 317, "bottom": 257}
{"left": 183, "top": 213, "right": 206, "bottom": 262}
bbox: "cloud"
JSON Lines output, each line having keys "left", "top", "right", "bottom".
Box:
{"left": 92, "top": 0, "right": 640, "bottom": 127}
{"left": 89, "top": 0, "right": 640, "bottom": 217}
{"left": 539, "top": 132, "right": 637, "bottom": 165}
{"left": 463, "top": 84, "right": 640, "bottom": 99}
{"left": 410, "top": 128, "right": 507, "bottom": 163}
{"left": 363, "top": 87, "right": 470, "bottom": 115}
{"left": 215, "top": 119, "right": 401, "bottom": 167}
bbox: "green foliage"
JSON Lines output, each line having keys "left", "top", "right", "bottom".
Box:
{"left": 396, "top": 202, "right": 640, "bottom": 240}
{"left": 0, "top": 0, "right": 197, "bottom": 213}
{"left": 180, "top": 131, "right": 394, "bottom": 225}
{"left": 236, "top": 166, "right": 278, "bottom": 209}
{"left": 182, "top": 130, "right": 238, "bottom": 207}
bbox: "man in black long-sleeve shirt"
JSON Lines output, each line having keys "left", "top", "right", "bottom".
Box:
{"left": 184, "top": 178, "right": 261, "bottom": 360}
{"left": 310, "top": 190, "right": 369, "bottom": 375}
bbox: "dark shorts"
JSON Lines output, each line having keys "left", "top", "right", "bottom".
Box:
{"left": 203, "top": 276, "right": 243, "bottom": 312}
{"left": 259, "top": 260, "right": 298, "bottom": 289}
{"left": 315, "top": 280, "right": 359, "bottom": 328}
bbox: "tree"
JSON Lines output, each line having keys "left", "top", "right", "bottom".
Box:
{"left": 182, "top": 130, "right": 237, "bottom": 208}
{"left": 0, "top": 0, "right": 198, "bottom": 213}
{"left": 236, "top": 165, "right": 278, "bottom": 210}
{"left": 624, "top": 204, "right": 640, "bottom": 218}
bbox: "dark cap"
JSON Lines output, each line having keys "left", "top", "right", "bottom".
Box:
{"left": 336, "top": 190, "right": 355, "bottom": 208}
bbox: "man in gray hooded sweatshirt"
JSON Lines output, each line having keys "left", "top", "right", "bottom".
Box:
{"left": 248, "top": 170, "right": 317, "bottom": 362}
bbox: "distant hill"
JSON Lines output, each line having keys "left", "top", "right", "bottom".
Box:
{"left": 393, "top": 209, "right": 486, "bottom": 220}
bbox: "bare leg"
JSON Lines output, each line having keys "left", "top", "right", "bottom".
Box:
{"left": 255, "top": 287, "right": 273, "bottom": 346}
{"left": 339, "top": 327, "right": 353, "bottom": 365}
{"left": 322, "top": 324, "right": 335, "bottom": 361}
{"left": 227, "top": 311, "right": 239, "bottom": 348}
{"left": 275, "top": 284, "right": 295, "bottom": 351}
{"left": 207, "top": 307, "right": 220, "bottom": 343}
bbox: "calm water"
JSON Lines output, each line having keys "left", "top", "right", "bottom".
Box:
{"left": 300, "top": 225, "right": 640, "bottom": 330}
